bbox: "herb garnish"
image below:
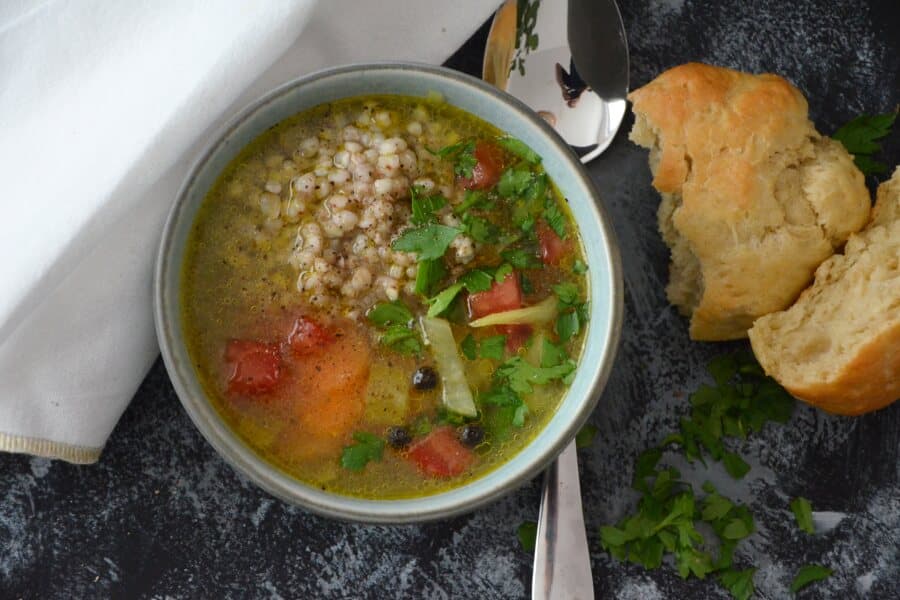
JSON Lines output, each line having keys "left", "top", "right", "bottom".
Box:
{"left": 431, "top": 140, "right": 477, "bottom": 178}
{"left": 511, "top": 0, "right": 541, "bottom": 76}
{"left": 575, "top": 423, "right": 598, "bottom": 448}
{"left": 517, "top": 520, "right": 538, "bottom": 551}
{"left": 497, "top": 136, "right": 541, "bottom": 164}
{"left": 409, "top": 186, "right": 448, "bottom": 225}
{"left": 832, "top": 109, "right": 897, "bottom": 176}
{"left": 790, "top": 497, "right": 815, "bottom": 534}
{"left": 789, "top": 565, "right": 833, "bottom": 593}
{"left": 392, "top": 223, "right": 460, "bottom": 261}
{"left": 367, "top": 301, "right": 422, "bottom": 354}
{"left": 426, "top": 268, "right": 495, "bottom": 317}
{"left": 340, "top": 432, "right": 385, "bottom": 471}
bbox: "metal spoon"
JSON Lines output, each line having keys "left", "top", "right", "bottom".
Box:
{"left": 482, "top": 1, "right": 628, "bottom": 597}
{"left": 483, "top": 0, "right": 629, "bottom": 164}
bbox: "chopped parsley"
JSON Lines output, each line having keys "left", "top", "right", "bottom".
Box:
{"left": 497, "top": 165, "right": 537, "bottom": 198}
{"left": 392, "top": 223, "right": 461, "bottom": 261}
{"left": 409, "top": 186, "right": 447, "bottom": 225}
{"left": 414, "top": 257, "right": 447, "bottom": 296}
{"left": 479, "top": 335, "right": 507, "bottom": 360}
{"left": 719, "top": 568, "right": 757, "bottom": 600}
{"left": 431, "top": 140, "right": 477, "bottom": 178}
{"left": 832, "top": 109, "right": 897, "bottom": 176}
{"left": 367, "top": 301, "right": 421, "bottom": 354}
{"left": 481, "top": 384, "right": 529, "bottom": 428}
{"left": 790, "top": 565, "right": 833, "bottom": 593}
{"left": 461, "top": 213, "right": 501, "bottom": 243}
{"left": 790, "top": 497, "right": 815, "bottom": 534}
{"left": 494, "top": 356, "right": 575, "bottom": 395}
{"left": 501, "top": 247, "right": 542, "bottom": 270}
{"left": 367, "top": 301, "right": 413, "bottom": 327}
{"left": 496, "top": 136, "right": 541, "bottom": 164}
{"left": 517, "top": 520, "right": 538, "bottom": 552}
{"left": 426, "top": 268, "right": 494, "bottom": 317}
{"left": 340, "top": 432, "right": 385, "bottom": 471}
{"left": 552, "top": 282, "right": 580, "bottom": 306}
{"left": 543, "top": 197, "right": 567, "bottom": 239}
{"left": 573, "top": 259, "right": 589, "bottom": 274}
{"left": 460, "top": 334, "right": 477, "bottom": 360}
{"left": 575, "top": 423, "right": 598, "bottom": 448}
{"left": 453, "top": 189, "right": 494, "bottom": 214}
{"left": 379, "top": 324, "right": 421, "bottom": 355}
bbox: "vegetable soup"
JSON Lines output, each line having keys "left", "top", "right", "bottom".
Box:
{"left": 182, "top": 95, "right": 588, "bottom": 499}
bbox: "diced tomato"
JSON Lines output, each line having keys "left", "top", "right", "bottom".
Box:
{"left": 407, "top": 427, "right": 475, "bottom": 478}
{"left": 286, "top": 316, "right": 334, "bottom": 356}
{"left": 460, "top": 141, "right": 505, "bottom": 190}
{"left": 467, "top": 273, "right": 523, "bottom": 319}
{"left": 537, "top": 222, "right": 569, "bottom": 266}
{"left": 497, "top": 324, "right": 532, "bottom": 352}
{"left": 225, "top": 340, "right": 281, "bottom": 396}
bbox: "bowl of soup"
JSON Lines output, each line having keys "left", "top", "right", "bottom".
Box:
{"left": 155, "top": 63, "right": 622, "bottom": 522}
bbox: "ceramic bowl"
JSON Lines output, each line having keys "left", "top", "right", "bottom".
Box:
{"left": 154, "top": 63, "right": 622, "bottom": 523}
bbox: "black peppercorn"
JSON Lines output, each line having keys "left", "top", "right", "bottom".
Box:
{"left": 386, "top": 426, "right": 412, "bottom": 449}
{"left": 458, "top": 424, "right": 485, "bottom": 447}
{"left": 412, "top": 366, "right": 438, "bottom": 390}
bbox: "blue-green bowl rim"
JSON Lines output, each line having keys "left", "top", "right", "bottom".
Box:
{"left": 154, "top": 61, "right": 623, "bottom": 523}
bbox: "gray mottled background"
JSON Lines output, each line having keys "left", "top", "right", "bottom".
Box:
{"left": 2, "top": 0, "right": 899, "bottom": 598}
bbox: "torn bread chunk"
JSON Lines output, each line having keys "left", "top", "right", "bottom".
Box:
{"left": 628, "top": 63, "right": 871, "bottom": 340}
{"left": 749, "top": 167, "right": 900, "bottom": 415}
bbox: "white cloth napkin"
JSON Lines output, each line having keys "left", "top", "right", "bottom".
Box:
{"left": 0, "top": 0, "right": 497, "bottom": 463}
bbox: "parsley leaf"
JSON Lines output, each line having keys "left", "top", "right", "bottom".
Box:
{"left": 723, "top": 452, "right": 751, "bottom": 479}
{"left": 432, "top": 140, "right": 477, "bottom": 178}
{"left": 380, "top": 324, "right": 422, "bottom": 355}
{"left": 426, "top": 268, "right": 494, "bottom": 317}
{"left": 790, "top": 564, "right": 832, "bottom": 593}
{"left": 340, "top": 432, "right": 385, "bottom": 471}
{"left": 497, "top": 166, "right": 536, "bottom": 198}
{"left": 719, "top": 567, "right": 756, "bottom": 600}
{"left": 367, "top": 301, "right": 413, "bottom": 326}
{"left": 414, "top": 257, "right": 447, "bottom": 296}
{"left": 501, "top": 247, "right": 542, "bottom": 269}
{"left": 392, "top": 223, "right": 461, "bottom": 261}
{"left": 790, "top": 497, "right": 815, "bottom": 534}
{"left": 556, "top": 310, "right": 580, "bottom": 342}
{"left": 462, "top": 213, "right": 501, "bottom": 243}
{"left": 520, "top": 273, "right": 535, "bottom": 294}
{"left": 460, "top": 334, "right": 477, "bottom": 360}
{"left": 540, "top": 338, "right": 569, "bottom": 368}
{"left": 496, "top": 136, "right": 541, "bottom": 164}
{"left": 494, "top": 356, "right": 575, "bottom": 394}
{"left": 832, "top": 110, "right": 897, "bottom": 176}
{"left": 426, "top": 283, "right": 464, "bottom": 318}
{"left": 544, "top": 197, "right": 567, "bottom": 239}
{"left": 494, "top": 263, "right": 513, "bottom": 283}
{"left": 410, "top": 187, "right": 447, "bottom": 225}
{"left": 453, "top": 189, "right": 494, "bottom": 214}
{"left": 481, "top": 384, "right": 529, "bottom": 435}
{"left": 517, "top": 520, "right": 538, "bottom": 551}
{"left": 552, "top": 282, "right": 580, "bottom": 306}
{"left": 479, "top": 335, "right": 507, "bottom": 360}
{"left": 575, "top": 423, "right": 598, "bottom": 448}
{"left": 573, "top": 259, "right": 589, "bottom": 274}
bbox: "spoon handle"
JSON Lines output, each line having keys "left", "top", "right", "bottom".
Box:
{"left": 532, "top": 441, "right": 594, "bottom": 600}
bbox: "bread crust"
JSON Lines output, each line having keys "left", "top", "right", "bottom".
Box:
{"left": 749, "top": 167, "right": 900, "bottom": 415}
{"left": 629, "top": 63, "right": 871, "bottom": 340}
{"left": 775, "top": 324, "right": 900, "bottom": 415}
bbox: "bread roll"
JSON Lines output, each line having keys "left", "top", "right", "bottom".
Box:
{"left": 628, "top": 63, "right": 871, "bottom": 340}
{"left": 749, "top": 167, "right": 900, "bottom": 415}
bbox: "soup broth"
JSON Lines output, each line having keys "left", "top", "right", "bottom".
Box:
{"left": 182, "top": 95, "right": 588, "bottom": 499}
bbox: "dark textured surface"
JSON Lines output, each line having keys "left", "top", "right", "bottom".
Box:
{"left": 2, "top": 1, "right": 899, "bottom": 598}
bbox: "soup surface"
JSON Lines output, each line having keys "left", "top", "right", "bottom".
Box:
{"left": 182, "top": 95, "right": 589, "bottom": 498}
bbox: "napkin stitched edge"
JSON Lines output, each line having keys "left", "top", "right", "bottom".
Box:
{"left": 0, "top": 430, "right": 100, "bottom": 464}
